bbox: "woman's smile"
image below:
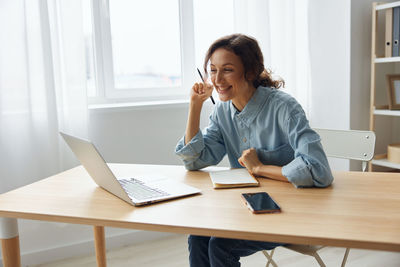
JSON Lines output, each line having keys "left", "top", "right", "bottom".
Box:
{"left": 216, "top": 85, "right": 232, "bottom": 93}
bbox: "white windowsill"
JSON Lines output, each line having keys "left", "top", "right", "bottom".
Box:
{"left": 88, "top": 99, "right": 190, "bottom": 112}
{"left": 88, "top": 99, "right": 216, "bottom": 113}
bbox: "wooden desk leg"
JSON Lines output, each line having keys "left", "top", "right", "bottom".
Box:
{"left": 0, "top": 218, "right": 20, "bottom": 267}
{"left": 1, "top": 236, "right": 21, "bottom": 267}
{"left": 93, "top": 226, "right": 107, "bottom": 267}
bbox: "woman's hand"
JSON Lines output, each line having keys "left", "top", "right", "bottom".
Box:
{"left": 238, "top": 148, "right": 262, "bottom": 175}
{"left": 238, "top": 148, "right": 288, "bottom": 182}
{"left": 184, "top": 82, "right": 213, "bottom": 144}
{"left": 190, "top": 82, "right": 213, "bottom": 105}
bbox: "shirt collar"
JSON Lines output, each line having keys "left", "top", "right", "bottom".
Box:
{"left": 230, "top": 86, "right": 272, "bottom": 126}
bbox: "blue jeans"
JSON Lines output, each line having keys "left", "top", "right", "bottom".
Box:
{"left": 188, "top": 235, "right": 283, "bottom": 267}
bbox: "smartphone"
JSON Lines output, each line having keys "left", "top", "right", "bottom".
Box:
{"left": 241, "top": 192, "right": 281, "bottom": 214}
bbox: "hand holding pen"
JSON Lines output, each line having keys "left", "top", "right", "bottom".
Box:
{"left": 197, "top": 68, "right": 215, "bottom": 105}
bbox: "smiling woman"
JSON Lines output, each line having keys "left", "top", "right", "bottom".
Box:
{"left": 175, "top": 34, "right": 333, "bottom": 267}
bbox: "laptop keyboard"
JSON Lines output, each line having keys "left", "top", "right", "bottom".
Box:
{"left": 119, "top": 178, "right": 169, "bottom": 200}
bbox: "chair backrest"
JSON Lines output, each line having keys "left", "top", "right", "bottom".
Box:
{"left": 313, "top": 128, "right": 376, "bottom": 171}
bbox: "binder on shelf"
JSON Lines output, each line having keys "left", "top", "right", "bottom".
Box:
{"left": 386, "top": 8, "right": 393, "bottom": 57}
{"left": 393, "top": 7, "right": 400, "bottom": 57}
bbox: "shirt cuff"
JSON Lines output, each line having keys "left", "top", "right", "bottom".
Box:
{"left": 175, "top": 130, "right": 205, "bottom": 159}
{"left": 282, "top": 157, "right": 314, "bottom": 188}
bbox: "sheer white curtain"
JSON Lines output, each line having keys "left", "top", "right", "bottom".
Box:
{"left": 0, "top": 0, "right": 88, "bottom": 193}
{"left": 233, "top": 0, "right": 311, "bottom": 115}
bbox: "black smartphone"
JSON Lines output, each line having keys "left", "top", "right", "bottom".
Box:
{"left": 241, "top": 192, "right": 281, "bottom": 214}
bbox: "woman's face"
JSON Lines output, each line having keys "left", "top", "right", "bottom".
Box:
{"left": 209, "top": 48, "right": 254, "bottom": 108}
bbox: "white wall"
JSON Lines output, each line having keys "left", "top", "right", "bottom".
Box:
{"left": 88, "top": 102, "right": 213, "bottom": 165}
{"left": 308, "top": 0, "right": 351, "bottom": 170}
{"left": 1, "top": 1, "right": 373, "bottom": 266}
{"left": 350, "top": 0, "right": 375, "bottom": 132}
{"left": 308, "top": 0, "right": 351, "bottom": 130}
{"left": 350, "top": 0, "right": 376, "bottom": 171}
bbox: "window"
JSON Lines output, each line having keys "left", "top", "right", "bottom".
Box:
{"left": 109, "top": 0, "right": 181, "bottom": 90}
{"left": 82, "top": 0, "right": 96, "bottom": 97}
{"left": 83, "top": 0, "right": 234, "bottom": 105}
{"left": 193, "top": 0, "right": 234, "bottom": 71}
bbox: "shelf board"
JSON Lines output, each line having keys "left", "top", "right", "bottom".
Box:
{"left": 374, "top": 57, "right": 400, "bottom": 63}
{"left": 374, "top": 109, "right": 400, "bottom": 116}
{"left": 371, "top": 158, "right": 400, "bottom": 169}
{"left": 376, "top": 1, "right": 400, "bottom": 10}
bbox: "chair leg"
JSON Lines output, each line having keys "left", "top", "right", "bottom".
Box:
{"left": 362, "top": 161, "right": 367, "bottom": 172}
{"left": 341, "top": 248, "right": 350, "bottom": 267}
{"left": 311, "top": 252, "right": 326, "bottom": 267}
{"left": 262, "top": 249, "right": 278, "bottom": 267}
{"left": 265, "top": 249, "right": 274, "bottom": 267}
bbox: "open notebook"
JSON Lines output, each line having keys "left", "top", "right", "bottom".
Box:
{"left": 209, "top": 168, "right": 259, "bottom": 189}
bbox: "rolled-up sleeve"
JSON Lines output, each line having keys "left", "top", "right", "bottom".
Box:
{"left": 175, "top": 130, "right": 205, "bottom": 160}
{"left": 282, "top": 112, "right": 334, "bottom": 188}
{"left": 175, "top": 112, "right": 226, "bottom": 170}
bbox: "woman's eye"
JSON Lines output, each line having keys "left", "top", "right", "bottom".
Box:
{"left": 210, "top": 69, "right": 217, "bottom": 73}
{"left": 224, "top": 68, "right": 233, "bottom": 72}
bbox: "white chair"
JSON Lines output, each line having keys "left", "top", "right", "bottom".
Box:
{"left": 263, "top": 128, "right": 376, "bottom": 267}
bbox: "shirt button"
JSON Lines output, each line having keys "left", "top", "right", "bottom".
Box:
{"left": 243, "top": 137, "right": 247, "bottom": 143}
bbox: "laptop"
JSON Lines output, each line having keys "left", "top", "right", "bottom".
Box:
{"left": 60, "top": 132, "right": 201, "bottom": 206}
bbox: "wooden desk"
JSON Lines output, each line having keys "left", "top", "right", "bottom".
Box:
{"left": 0, "top": 164, "right": 400, "bottom": 267}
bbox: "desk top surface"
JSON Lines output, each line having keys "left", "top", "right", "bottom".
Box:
{"left": 0, "top": 164, "right": 399, "bottom": 251}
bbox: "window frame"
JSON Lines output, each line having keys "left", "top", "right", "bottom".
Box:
{"left": 88, "top": 0, "right": 195, "bottom": 105}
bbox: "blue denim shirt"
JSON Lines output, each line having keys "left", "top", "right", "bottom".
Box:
{"left": 175, "top": 86, "right": 333, "bottom": 188}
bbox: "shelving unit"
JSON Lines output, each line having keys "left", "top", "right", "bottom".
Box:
{"left": 373, "top": 109, "right": 400, "bottom": 116}
{"left": 370, "top": 2, "right": 400, "bottom": 171}
{"left": 375, "top": 56, "right": 400, "bottom": 63}
{"left": 372, "top": 157, "right": 400, "bottom": 168}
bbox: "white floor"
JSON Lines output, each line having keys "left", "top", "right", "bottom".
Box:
{"left": 32, "top": 234, "right": 400, "bottom": 267}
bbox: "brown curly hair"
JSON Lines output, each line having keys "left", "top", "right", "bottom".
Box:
{"left": 203, "top": 34, "right": 284, "bottom": 89}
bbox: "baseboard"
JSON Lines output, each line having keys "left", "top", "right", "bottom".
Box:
{"left": 0, "top": 230, "right": 176, "bottom": 267}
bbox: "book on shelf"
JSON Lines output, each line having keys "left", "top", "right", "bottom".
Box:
{"left": 386, "top": 8, "right": 393, "bottom": 57}
{"left": 209, "top": 168, "right": 259, "bottom": 189}
{"left": 393, "top": 7, "right": 400, "bottom": 57}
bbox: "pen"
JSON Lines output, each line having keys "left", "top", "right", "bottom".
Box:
{"left": 197, "top": 68, "right": 215, "bottom": 104}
